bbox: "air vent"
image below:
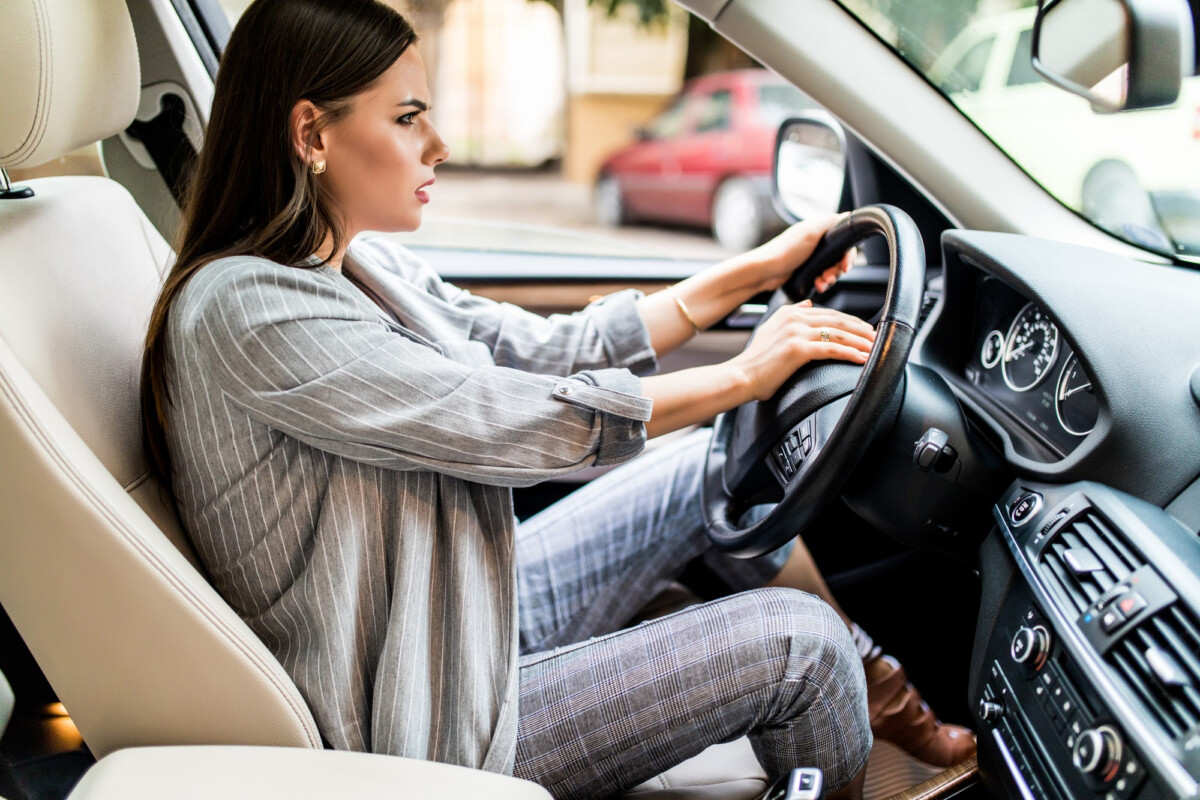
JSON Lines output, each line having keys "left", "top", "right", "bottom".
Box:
{"left": 1107, "top": 605, "right": 1200, "bottom": 742}
{"left": 1037, "top": 511, "right": 1145, "bottom": 616}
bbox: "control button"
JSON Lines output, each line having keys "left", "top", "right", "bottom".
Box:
{"left": 1117, "top": 757, "right": 1144, "bottom": 798}
{"left": 1074, "top": 725, "right": 1123, "bottom": 783}
{"left": 1011, "top": 625, "right": 1051, "bottom": 669}
{"left": 1097, "top": 583, "right": 1130, "bottom": 609}
{"left": 1009, "top": 492, "right": 1042, "bottom": 526}
{"left": 1040, "top": 669, "right": 1056, "bottom": 688}
{"left": 1116, "top": 593, "right": 1147, "bottom": 619}
{"left": 913, "top": 428, "right": 949, "bottom": 471}
{"left": 801, "top": 436, "right": 813, "bottom": 456}
{"left": 1040, "top": 686, "right": 1059, "bottom": 718}
{"left": 1100, "top": 607, "right": 1127, "bottom": 634}
{"left": 978, "top": 699, "right": 1004, "bottom": 723}
{"left": 1039, "top": 508, "right": 1070, "bottom": 536}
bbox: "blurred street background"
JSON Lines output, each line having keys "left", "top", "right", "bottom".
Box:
{"left": 20, "top": 0, "right": 1049, "bottom": 258}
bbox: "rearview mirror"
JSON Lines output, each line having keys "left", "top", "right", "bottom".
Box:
{"left": 1032, "top": 0, "right": 1195, "bottom": 112}
{"left": 772, "top": 114, "right": 848, "bottom": 224}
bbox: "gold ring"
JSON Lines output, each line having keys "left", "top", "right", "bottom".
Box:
{"left": 819, "top": 328, "right": 831, "bottom": 342}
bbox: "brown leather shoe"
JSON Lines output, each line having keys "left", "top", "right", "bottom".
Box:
{"left": 864, "top": 653, "right": 976, "bottom": 768}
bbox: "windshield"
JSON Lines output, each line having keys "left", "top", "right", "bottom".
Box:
{"left": 837, "top": 0, "right": 1200, "bottom": 260}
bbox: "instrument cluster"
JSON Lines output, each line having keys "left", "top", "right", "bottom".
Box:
{"left": 964, "top": 278, "right": 1099, "bottom": 456}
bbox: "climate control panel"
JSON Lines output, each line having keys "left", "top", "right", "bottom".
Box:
{"left": 971, "top": 481, "right": 1198, "bottom": 800}
{"left": 976, "top": 593, "right": 1147, "bottom": 800}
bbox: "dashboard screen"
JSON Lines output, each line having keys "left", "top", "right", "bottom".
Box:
{"left": 963, "top": 278, "right": 1099, "bottom": 456}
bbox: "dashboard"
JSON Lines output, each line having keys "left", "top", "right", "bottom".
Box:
{"left": 906, "top": 230, "right": 1200, "bottom": 800}
{"left": 964, "top": 279, "right": 1099, "bottom": 457}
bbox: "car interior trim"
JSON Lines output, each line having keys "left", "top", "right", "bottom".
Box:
{"left": 1166, "top": 477, "right": 1200, "bottom": 536}
{"left": 990, "top": 485, "right": 1199, "bottom": 797}
{"left": 918, "top": 230, "right": 1200, "bottom": 507}
{"left": 990, "top": 728, "right": 1038, "bottom": 800}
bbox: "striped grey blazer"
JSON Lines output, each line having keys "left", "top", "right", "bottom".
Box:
{"left": 164, "top": 235, "right": 657, "bottom": 771}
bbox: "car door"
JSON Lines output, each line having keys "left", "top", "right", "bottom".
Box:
{"left": 615, "top": 93, "right": 696, "bottom": 221}
{"left": 670, "top": 86, "right": 738, "bottom": 224}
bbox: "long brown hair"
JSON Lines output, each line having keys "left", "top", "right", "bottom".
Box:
{"left": 141, "top": 0, "right": 418, "bottom": 480}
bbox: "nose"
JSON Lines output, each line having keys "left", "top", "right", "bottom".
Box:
{"left": 426, "top": 124, "right": 450, "bottom": 167}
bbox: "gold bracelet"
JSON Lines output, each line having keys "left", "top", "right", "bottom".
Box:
{"left": 667, "top": 287, "right": 701, "bottom": 335}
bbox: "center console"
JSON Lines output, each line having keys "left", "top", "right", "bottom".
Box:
{"left": 973, "top": 481, "right": 1200, "bottom": 800}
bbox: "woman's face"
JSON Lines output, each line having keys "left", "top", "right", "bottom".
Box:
{"left": 315, "top": 47, "right": 449, "bottom": 236}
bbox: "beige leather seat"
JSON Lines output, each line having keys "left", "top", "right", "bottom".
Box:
{"left": 0, "top": 1, "right": 765, "bottom": 796}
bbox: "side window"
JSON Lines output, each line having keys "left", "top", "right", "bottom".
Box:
{"left": 645, "top": 95, "right": 692, "bottom": 140}
{"left": 693, "top": 89, "right": 732, "bottom": 134}
{"left": 940, "top": 36, "right": 995, "bottom": 94}
{"left": 1006, "top": 29, "right": 1040, "bottom": 87}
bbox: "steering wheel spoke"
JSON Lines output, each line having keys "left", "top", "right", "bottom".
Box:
{"left": 703, "top": 205, "right": 926, "bottom": 558}
{"left": 767, "top": 396, "right": 852, "bottom": 486}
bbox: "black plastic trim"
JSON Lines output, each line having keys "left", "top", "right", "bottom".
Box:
{"left": 991, "top": 481, "right": 1200, "bottom": 798}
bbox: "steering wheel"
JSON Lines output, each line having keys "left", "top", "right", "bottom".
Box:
{"left": 703, "top": 205, "right": 926, "bottom": 557}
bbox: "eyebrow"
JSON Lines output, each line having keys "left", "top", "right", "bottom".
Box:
{"left": 397, "top": 99, "right": 429, "bottom": 112}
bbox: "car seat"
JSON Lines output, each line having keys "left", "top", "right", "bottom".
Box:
{"left": 0, "top": 1, "right": 769, "bottom": 796}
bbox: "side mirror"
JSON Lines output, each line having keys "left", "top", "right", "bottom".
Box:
{"left": 1032, "top": 0, "right": 1195, "bottom": 112}
{"left": 772, "top": 114, "right": 848, "bottom": 224}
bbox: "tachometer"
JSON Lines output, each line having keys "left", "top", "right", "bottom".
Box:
{"left": 1055, "top": 354, "right": 1098, "bottom": 436}
{"left": 1002, "top": 303, "right": 1059, "bottom": 392}
{"left": 981, "top": 330, "right": 1004, "bottom": 369}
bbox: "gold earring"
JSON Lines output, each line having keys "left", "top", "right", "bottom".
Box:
{"left": 311, "top": 159, "right": 326, "bottom": 175}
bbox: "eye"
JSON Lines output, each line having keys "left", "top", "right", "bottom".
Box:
{"left": 397, "top": 112, "right": 419, "bottom": 126}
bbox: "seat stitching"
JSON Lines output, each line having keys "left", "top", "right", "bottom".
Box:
{"left": 124, "top": 467, "right": 153, "bottom": 493}
{"left": 1, "top": 0, "right": 51, "bottom": 165}
{"left": 28, "top": 0, "right": 54, "bottom": 163}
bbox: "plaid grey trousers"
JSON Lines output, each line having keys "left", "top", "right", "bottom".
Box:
{"left": 513, "top": 430, "right": 872, "bottom": 799}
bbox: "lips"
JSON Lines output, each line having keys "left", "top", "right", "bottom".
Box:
{"left": 416, "top": 178, "right": 434, "bottom": 204}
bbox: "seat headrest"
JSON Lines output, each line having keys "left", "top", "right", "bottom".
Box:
{"left": 0, "top": 0, "right": 140, "bottom": 170}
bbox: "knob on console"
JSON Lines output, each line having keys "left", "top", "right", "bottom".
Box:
{"left": 1010, "top": 625, "right": 1051, "bottom": 670}
{"left": 1073, "top": 725, "right": 1122, "bottom": 783}
{"left": 978, "top": 699, "right": 1004, "bottom": 723}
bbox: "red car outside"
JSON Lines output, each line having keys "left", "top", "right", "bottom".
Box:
{"left": 595, "top": 69, "right": 819, "bottom": 252}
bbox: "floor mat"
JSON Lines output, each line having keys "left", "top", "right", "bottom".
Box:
{"left": 863, "top": 740, "right": 947, "bottom": 800}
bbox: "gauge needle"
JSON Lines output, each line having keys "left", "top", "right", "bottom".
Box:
{"left": 1059, "top": 381, "right": 1093, "bottom": 401}
{"left": 1006, "top": 341, "right": 1034, "bottom": 360}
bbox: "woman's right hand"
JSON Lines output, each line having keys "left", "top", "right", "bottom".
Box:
{"left": 729, "top": 300, "right": 876, "bottom": 403}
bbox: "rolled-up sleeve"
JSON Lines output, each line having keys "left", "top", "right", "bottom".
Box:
{"left": 550, "top": 369, "right": 651, "bottom": 465}
{"left": 177, "top": 262, "right": 651, "bottom": 485}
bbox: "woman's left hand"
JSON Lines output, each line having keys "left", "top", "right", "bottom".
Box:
{"left": 749, "top": 213, "right": 857, "bottom": 295}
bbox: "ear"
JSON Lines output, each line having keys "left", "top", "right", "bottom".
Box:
{"left": 290, "top": 100, "right": 328, "bottom": 167}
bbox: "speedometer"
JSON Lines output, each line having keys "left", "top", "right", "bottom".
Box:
{"left": 1002, "top": 303, "right": 1059, "bottom": 392}
{"left": 1055, "top": 354, "right": 1098, "bottom": 436}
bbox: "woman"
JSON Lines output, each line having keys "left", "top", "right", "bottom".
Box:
{"left": 141, "top": 1, "right": 968, "bottom": 797}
